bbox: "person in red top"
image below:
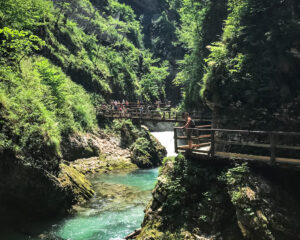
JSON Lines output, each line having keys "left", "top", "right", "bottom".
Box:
{"left": 182, "top": 112, "right": 193, "bottom": 149}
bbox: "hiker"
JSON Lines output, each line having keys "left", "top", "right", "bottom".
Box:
{"left": 122, "top": 105, "right": 127, "bottom": 117}
{"left": 156, "top": 100, "right": 161, "bottom": 109}
{"left": 139, "top": 105, "right": 144, "bottom": 114}
{"left": 182, "top": 112, "right": 195, "bottom": 149}
{"left": 113, "top": 100, "right": 118, "bottom": 110}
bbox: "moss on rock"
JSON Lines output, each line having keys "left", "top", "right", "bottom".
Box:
{"left": 71, "top": 154, "right": 138, "bottom": 175}
{"left": 0, "top": 158, "right": 94, "bottom": 220}
{"left": 138, "top": 155, "right": 300, "bottom": 240}
{"left": 112, "top": 120, "right": 167, "bottom": 168}
{"left": 131, "top": 135, "right": 166, "bottom": 168}
{"left": 57, "top": 163, "right": 95, "bottom": 203}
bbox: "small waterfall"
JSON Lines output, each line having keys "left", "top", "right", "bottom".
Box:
{"left": 151, "top": 131, "right": 176, "bottom": 157}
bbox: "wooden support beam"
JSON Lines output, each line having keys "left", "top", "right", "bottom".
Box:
{"left": 195, "top": 125, "right": 212, "bottom": 129}
{"left": 270, "top": 133, "right": 276, "bottom": 165}
{"left": 176, "top": 135, "right": 211, "bottom": 140}
{"left": 174, "top": 128, "right": 178, "bottom": 153}
{"left": 210, "top": 130, "right": 215, "bottom": 157}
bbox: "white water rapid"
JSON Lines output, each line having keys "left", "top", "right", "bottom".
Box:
{"left": 151, "top": 131, "right": 176, "bottom": 157}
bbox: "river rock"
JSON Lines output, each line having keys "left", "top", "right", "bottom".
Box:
{"left": 0, "top": 158, "right": 94, "bottom": 222}
{"left": 112, "top": 120, "right": 167, "bottom": 168}
{"left": 61, "top": 132, "right": 103, "bottom": 161}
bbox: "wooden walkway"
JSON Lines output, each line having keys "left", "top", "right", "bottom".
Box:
{"left": 174, "top": 127, "right": 300, "bottom": 166}
{"left": 98, "top": 108, "right": 211, "bottom": 123}
{"left": 99, "top": 104, "right": 300, "bottom": 167}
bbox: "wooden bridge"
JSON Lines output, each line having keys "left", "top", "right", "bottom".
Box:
{"left": 174, "top": 127, "right": 300, "bottom": 166}
{"left": 98, "top": 107, "right": 211, "bottom": 123}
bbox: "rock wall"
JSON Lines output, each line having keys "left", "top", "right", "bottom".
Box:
{"left": 0, "top": 159, "right": 94, "bottom": 222}
{"left": 137, "top": 155, "right": 300, "bottom": 240}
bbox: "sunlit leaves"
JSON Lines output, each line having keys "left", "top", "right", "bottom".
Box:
{"left": 0, "top": 27, "right": 45, "bottom": 63}
{"left": 0, "top": 0, "right": 53, "bottom": 30}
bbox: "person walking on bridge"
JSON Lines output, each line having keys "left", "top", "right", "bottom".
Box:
{"left": 182, "top": 112, "right": 194, "bottom": 149}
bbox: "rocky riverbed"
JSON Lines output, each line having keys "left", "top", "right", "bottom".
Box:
{"left": 0, "top": 120, "right": 167, "bottom": 239}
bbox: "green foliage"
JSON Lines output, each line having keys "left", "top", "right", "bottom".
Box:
{"left": 1, "top": 0, "right": 168, "bottom": 100}
{"left": 172, "top": 0, "right": 300, "bottom": 125}
{"left": 0, "top": 57, "right": 96, "bottom": 170}
{"left": 219, "top": 163, "right": 249, "bottom": 185}
{"left": 150, "top": 11, "right": 178, "bottom": 60}
{"left": 202, "top": 0, "right": 300, "bottom": 122}
{"left": 0, "top": 27, "right": 45, "bottom": 64}
{"left": 139, "top": 60, "right": 169, "bottom": 101}
{"left": 173, "top": 0, "right": 228, "bottom": 111}
{"left": 34, "top": 58, "right": 96, "bottom": 132}
{"left": 0, "top": 64, "right": 61, "bottom": 169}
{"left": 219, "top": 163, "right": 250, "bottom": 205}
{"left": 0, "top": 0, "right": 52, "bottom": 30}
{"left": 162, "top": 154, "right": 187, "bottom": 214}
{"left": 0, "top": 0, "right": 170, "bottom": 171}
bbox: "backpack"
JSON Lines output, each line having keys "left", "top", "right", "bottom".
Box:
{"left": 190, "top": 119, "right": 196, "bottom": 128}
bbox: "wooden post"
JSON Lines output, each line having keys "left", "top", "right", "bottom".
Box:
{"left": 175, "top": 112, "right": 178, "bottom": 121}
{"left": 174, "top": 128, "right": 178, "bottom": 153}
{"left": 270, "top": 133, "right": 276, "bottom": 165}
{"left": 163, "top": 111, "right": 165, "bottom": 120}
{"left": 210, "top": 130, "right": 215, "bottom": 157}
{"left": 151, "top": 110, "right": 154, "bottom": 119}
{"left": 168, "top": 111, "right": 171, "bottom": 120}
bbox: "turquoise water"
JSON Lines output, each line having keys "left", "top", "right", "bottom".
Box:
{"left": 56, "top": 168, "right": 158, "bottom": 240}
{"left": 92, "top": 168, "right": 159, "bottom": 191}
{"left": 0, "top": 168, "right": 158, "bottom": 240}
{"left": 1, "top": 130, "right": 174, "bottom": 240}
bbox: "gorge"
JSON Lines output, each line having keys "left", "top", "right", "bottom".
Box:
{"left": 0, "top": 0, "right": 300, "bottom": 240}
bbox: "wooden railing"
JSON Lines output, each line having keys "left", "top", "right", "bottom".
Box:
{"left": 174, "top": 128, "right": 300, "bottom": 165}
{"left": 106, "top": 102, "right": 172, "bottom": 110}
{"left": 98, "top": 108, "right": 211, "bottom": 123}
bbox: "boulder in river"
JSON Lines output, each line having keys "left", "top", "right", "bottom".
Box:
{"left": 0, "top": 158, "right": 94, "bottom": 222}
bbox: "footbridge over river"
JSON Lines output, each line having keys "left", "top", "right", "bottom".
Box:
{"left": 98, "top": 103, "right": 211, "bottom": 123}
{"left": 98, "top": 104, "right": 300, "bottom": 167}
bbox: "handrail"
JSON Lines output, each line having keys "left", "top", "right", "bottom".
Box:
{"left": 99, "top": 109, "right": 212, "bottom": 122}
{"left": 174, "top": 127, "right": 300, "bottom": 136}
{"left": 174, "top": 127, "right": 300, "bottom": 165}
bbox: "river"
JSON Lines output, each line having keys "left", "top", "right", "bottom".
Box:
{"left": 1, "top": 131, "right": 174, "bottom": 240}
